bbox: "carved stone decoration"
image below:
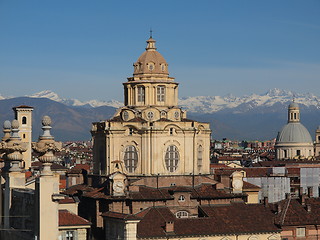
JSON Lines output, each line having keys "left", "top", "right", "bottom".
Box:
{"left": 32, "top": 116, "right": 62, "bottom": 176}
{"left": 231, "top": 171, "right": 244, "bottom": 193}
{"left": 0, "top": 120, "right": 27, "bottom": 172}
{"left": 109, "top": 172, "right": 127, "bottom": 196}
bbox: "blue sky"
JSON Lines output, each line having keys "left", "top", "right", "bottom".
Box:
{"left": 0, "top": 1, "right": 319, "bottom": 101}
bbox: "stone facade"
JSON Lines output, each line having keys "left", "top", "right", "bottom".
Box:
{"left": 92, "top": 37, "right": 211, "bottom": 177}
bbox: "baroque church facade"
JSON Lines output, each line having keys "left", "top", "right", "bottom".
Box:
{"left": 91, "top": 37, "right": 211, "bottom": 176}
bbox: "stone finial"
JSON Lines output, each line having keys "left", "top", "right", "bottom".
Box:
{"left": 0, "top": 120, "right": 27, "bottom": 172}
{"left": 2, "top": 120, "right": 11, "bottom": 141}
{"left": 11, "top": 119, "right": 20, "bottom": 139}
{"left": 32, "top": 116, "right": 62, "bottom": 176}
{"left": 40, "top": 115, "right": 54, "bottom": 139}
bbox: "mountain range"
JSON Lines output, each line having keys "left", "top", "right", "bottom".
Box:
{"left": 0, "top": 89, "right": 319, "bottom": 141}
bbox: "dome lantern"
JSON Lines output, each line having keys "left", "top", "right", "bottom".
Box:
{"left": 288, "top": 101, "right": 300, "bottom": 123}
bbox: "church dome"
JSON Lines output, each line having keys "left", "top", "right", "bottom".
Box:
{"left": 276, "top": 122, "right": 312, "bottom": 143}
{"left": 133, "top": 37, "right": 169, "bottom": 77}
{"left": 289, "top": 102, "right": 299, "bottom": 109}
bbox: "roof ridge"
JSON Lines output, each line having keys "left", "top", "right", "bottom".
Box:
{"left": 280, "top": 196, "right": 292, "bottom": 225}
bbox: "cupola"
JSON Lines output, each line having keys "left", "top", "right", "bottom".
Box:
{"left": 133, "top": 37, "right": 169, "bottom": 78}
{"left": 288, "top": 101, "right": 300, "bottom": 123}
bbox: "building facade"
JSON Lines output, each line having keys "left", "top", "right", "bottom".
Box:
{"left": 91, "top": 37, "right": 211, "bottom": 176}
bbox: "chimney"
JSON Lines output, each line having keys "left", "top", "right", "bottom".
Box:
{"left": 165, "top": 221, "right": 174, "bottom": 233}
{"left": 301, "top": 194, "right": 306, "bottom": 206}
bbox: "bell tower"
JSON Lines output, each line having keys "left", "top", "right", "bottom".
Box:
{"left": 13, "top": 105, "right": 33, "bottom": 169}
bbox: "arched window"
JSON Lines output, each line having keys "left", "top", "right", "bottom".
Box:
{"left": 157, "top": 86, "right": 165, "bottom": 102}
{"left": 197, "top": 145, "right": 203, "bottom": 169}
{"left": 137, "top": 86, "right": 145, "bottom": 102}
{"left": 165, "top": 145, "right": 179, "bottom": 172}
{"left": 124, "top": 146, "right": 138, "bottom": 173}
{"left": 176, "top": 211, "right": 188, "bottom": 218}
{"left": 22, "top": 116, "right": 27, "bottom": 125}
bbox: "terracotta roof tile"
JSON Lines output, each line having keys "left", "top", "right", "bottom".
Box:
{"left": 63, "top": 184, "right": 95, "bottom": 195}
{"left": 59, "top": 210, "right": 91, "bottom": 226}
{"left": 286, "top": 167, "right": 300, "bottom": 175}
{"left": 191, "top": 184, "right": 240, "bottom": 199}
{"left": 137, "top": 204, "right": 279, "bottom": 238}
{"left": 244, "top": 167, "right": 271, "bottom": 177}
{"left": 273, "top": 198, "right": 320, "bottom": 226}
{"left": 73, "top": 164, "right": 90, "bottom": 171}
{"left": 32, "top": 161, "right": 68, "bottom": 170}
{"left": 59, "top": 197, "right": 76, "bottom": 204}
{"left": 243, "top": 181, "right": 260, "bottom": 189}
{"left": 101, "top": 211, "right": 140, "bottom": 220}
{"left": 13, "top": 105, "right": 33, "bottom": 109}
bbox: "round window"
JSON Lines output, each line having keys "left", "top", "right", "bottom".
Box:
{"left": 122, "top": 111, "right": 129, "bottom": 121}
{"left": 147, "top": 111, "right": 154, "bottom": 120}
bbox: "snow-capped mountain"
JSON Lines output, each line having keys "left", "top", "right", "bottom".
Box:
{"left": 1, "top": 89, "right": 319, "bottom": 140}
{"left": 179, "top": 88, "right": 320, "bottom": 113}
{"left": 27, "top": 90, "right": 123, "bottom": 108}
{"left": 1, "top": 89, "right": 320, "bottom": 114}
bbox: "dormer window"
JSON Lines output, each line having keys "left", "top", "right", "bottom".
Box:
{"left": 161, "top": 64, "right": 166, "bottom": 71}
{"left": 178, "top": 195, "right": 185, "bottom": 202}
{"left": 148, "top": 62, "right": 155, "bottom": 71}
{"left": 176, "top": 211, "right": 188, "bottom": 218}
